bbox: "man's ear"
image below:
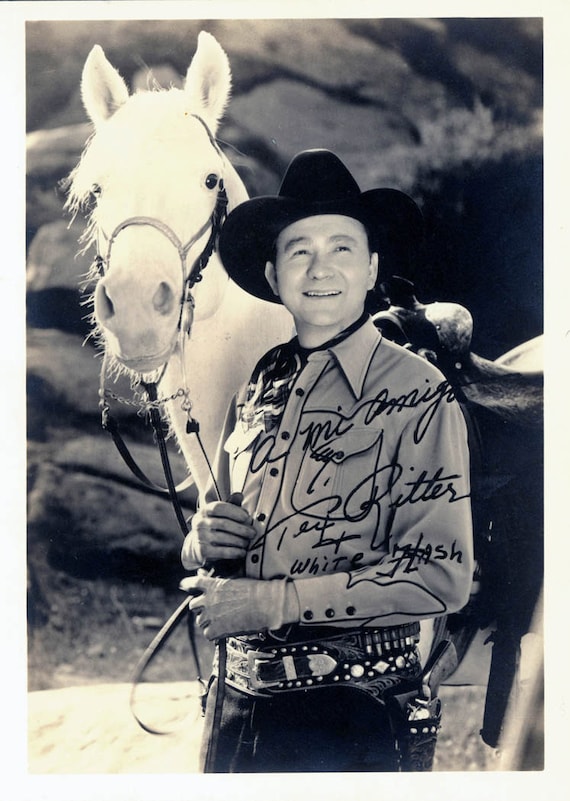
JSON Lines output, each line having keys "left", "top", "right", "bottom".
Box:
{"left": 264, "top": 261, "right": 280, "bottom": 297}
{"left": 368, "top": 252, "right": 379, "bottom": 290}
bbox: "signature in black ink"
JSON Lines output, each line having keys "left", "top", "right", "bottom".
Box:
{"left": 294, "top": 518, "right": 361, "bottom": 554}
{"left": 298, "top": 379, "right": 456, "bottom": 456}
{"left": 390, "top": 467, "right": 470, "bottom": 508}
{"left": 290, "top": 550, "right": 365, "bottom": 576}
{"left": 248, "top": 377, "right": 457, "bottom": 485}
{"left": 344, "top": 458, "right": 469, "bottom": 527}
{"left": 375, "top": 532, "right": 463, "bottom": 579}
{"left": 365, "top": 380, "right": 456, "bottom": 443}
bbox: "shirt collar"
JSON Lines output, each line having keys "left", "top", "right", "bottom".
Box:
{"left": 308, "top": 317, "right": 382, "bottom": 399}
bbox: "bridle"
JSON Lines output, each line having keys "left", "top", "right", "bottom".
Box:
{"left": 88, "top": 119, "right": 230, "bottom": 761}
{"left": 94, "top": 182, "right": 229, "bottom": 334}
{"left": 93, "top": 111, "right": 229, "bottom": 322}
{"left": 96, "top": 181, "right": 227, "bottom": 499}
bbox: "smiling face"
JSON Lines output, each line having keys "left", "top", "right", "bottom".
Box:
{"left": 264, "top": 214, "right": 378, "bottom": 347}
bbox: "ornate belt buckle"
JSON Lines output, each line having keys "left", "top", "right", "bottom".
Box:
{"left": 246, "top": 649, "right": 282, "bottom": 691}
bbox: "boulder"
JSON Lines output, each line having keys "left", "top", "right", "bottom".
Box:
{"left": 28, "top": 434, "right": 196, "bottom": 583}
{"left": 51, "top": 434, "right": 194, "bottom": 493}
{"left": 26, "top": 123, "right": 92, "bottom": 180}
{"left": 27, "top": 219, "right": 93, "bottom": 292}
{"left": 27, "top": 328, "right": 134, "bottom": 420}
{"left": 227, "top": 78, "right": 419, "bottom": 186}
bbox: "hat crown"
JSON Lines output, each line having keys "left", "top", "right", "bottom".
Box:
{"left": 278, "top": 149, "right": 361, "bottom": 203}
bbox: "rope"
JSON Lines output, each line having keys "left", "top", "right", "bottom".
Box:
{"left": 129, "top": 594, "right": 206, "bottom": 736}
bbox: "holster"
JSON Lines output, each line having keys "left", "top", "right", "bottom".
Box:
{"left": 386, "top": 689, "right": 442, "bottom": 771}
{"left": 385, "top": 638, "right": 457, "bottom": 771}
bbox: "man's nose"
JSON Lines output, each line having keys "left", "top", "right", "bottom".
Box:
{"left": 307, "top": 252, "right": 332, "bottom": 279}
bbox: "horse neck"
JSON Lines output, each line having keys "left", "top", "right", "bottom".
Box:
{"left": 159, "top": 273, "right": 294, "bottom": 496}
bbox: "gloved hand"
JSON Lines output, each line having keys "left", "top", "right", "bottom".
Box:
{"left": 179, "top": 574, "right": 300, "bottom": 641}
{"left": 181, "top": 493, "right": 255, "bottom": 569}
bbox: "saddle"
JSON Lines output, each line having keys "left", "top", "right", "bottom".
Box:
{"left": 373, "top": 276, "right": 544, "bottom": 748}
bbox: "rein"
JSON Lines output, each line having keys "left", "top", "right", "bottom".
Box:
{"left": 93, "top": 170, "right": 229, "bottom": 745}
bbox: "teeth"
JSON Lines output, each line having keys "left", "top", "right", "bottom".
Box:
{"left": 306, "top": 291, "right": 340, "bottom": 297}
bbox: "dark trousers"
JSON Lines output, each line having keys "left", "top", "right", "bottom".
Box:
{"left": 199, "top": 678, "right": 401, "bottom": 772}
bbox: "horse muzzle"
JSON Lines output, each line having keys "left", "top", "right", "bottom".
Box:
{"left": 93, "top": 271, "right": 184, "bottom": 370}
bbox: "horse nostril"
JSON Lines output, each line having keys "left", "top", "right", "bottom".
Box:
{"left": 152, "top": 281, "right": 175, "bottom": 315}
{"left": 94, "top": 282, "right": 115, "bottom": 322}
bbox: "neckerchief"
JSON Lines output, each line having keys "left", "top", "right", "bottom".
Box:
{"left": 241, "top": 312, "right": 369, "bottom": 433}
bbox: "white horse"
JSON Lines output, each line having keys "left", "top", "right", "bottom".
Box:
{"left": 65, "top": 32, "right": 293, "bottom": 494}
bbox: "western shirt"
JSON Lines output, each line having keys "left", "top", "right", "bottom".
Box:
{"left": 196, "top": 318, "right": 473, "bottom": 629}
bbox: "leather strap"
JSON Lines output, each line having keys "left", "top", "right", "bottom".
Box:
{"left": 101, "top": 405, "right": 195, "bottom": 497}
{"left": 129, "top": 594, "right": 204, "bottom": 735}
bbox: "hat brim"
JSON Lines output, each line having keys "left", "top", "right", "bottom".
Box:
{"left": 218, "top": 188, "right": 423, "bottom": 304}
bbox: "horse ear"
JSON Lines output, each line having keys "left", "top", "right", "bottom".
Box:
{"left": 81, "top": 45, "right": 130, "bottom": 126}
{"left": 184, "top": 31, "right": 231, "bottom": 132}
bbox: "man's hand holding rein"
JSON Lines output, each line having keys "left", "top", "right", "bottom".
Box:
{"left": 181, "top": 493, "right": 255, "bottom": 568}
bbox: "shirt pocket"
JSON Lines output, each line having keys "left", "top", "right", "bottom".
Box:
{"left": 224, "top": 424, "right": 264, "bottom": 458}
{"left": 224, "top": 424, "right": 264, "bottom": 492}
{"left": 293, "top": 425, "right": 384, "bottom": 519}
{"left": 331, "top": 426, "right": 386, "bottom": 520}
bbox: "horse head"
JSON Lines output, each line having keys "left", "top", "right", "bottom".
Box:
{"left": 65, "top": 33, "right": 293, "bottom": 491}
{"left": 65, "top": 31, "right": 247, "bottom": 377}
{"left": 373, "top": 276, "right": 543, "bottom": 427}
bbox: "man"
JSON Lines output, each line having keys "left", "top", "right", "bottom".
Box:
{"left": 181, "top": 149, "right": 473, "bottom": 772}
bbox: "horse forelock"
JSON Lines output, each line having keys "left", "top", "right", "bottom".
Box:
{"left": 65, "top": 87, "right": 227, "bottom": 251}
{"left": 83, "top": 89, "right": 219, "bottom": 163}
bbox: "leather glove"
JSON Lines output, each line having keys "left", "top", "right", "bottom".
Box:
{"left": 180, "top": 574, "right": 300, "bottom": 641}
{"left": 181, "top": 493, "right": 255, "bottom": 570}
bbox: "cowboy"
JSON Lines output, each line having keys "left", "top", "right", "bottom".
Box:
{"left": 180, "top": 149, "right": 473, "bottom": 772}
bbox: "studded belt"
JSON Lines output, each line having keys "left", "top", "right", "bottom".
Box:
{"left": 220, "top": 623, "right": 422, "bottom": 698}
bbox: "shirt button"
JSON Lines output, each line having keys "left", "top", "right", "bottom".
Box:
{"left": 302, "top": 610, "right": 314, "bottom": 621}
{"left": 346, "top": 606, "right": 356, "bottom": 616}
{"left": 325, "top": 608, "right": 335, "bottom": 619}
{"left": 295, "top": 388, "right": 304, "bottom": 397}
{"left": 281, "top": 431, "right": 290, "bottom": 440}
{"left": 251, "top": 554, "right": 259, "bottom": 564}
{"left": 257, "top": 513, "right": 266, "bottom": 522}
{"left": 269, "top": 467, "right": 279, "bottom": 477}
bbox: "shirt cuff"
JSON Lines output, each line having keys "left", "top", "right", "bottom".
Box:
{"left": 293, "top": 573, "right": 357, "bottom": 625}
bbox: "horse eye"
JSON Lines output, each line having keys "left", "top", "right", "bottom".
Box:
{"left": 205, "top": 173, "right": 218, "bottom": 190}
{"left": 90, "top": 184, "right": 102, "bottom": 200}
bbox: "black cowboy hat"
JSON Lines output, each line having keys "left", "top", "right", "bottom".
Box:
{"left": 218, "top": 149, "right": 424, "bottom": 304}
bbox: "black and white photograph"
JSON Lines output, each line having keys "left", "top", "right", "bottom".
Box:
{"left": 5, "top": 0, "right": 569, "bottom": 797}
